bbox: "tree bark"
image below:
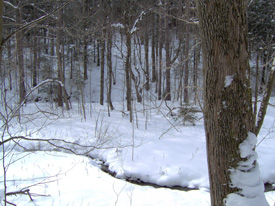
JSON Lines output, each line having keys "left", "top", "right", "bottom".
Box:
{"left": 151, "top": 15, "right": 156, "bottom": 83}
{"left": 164, "top": 6, "right": 171, "bottom": 101}
{"left": 158, "top": 12, "right": 163, "bottom": 101}
{"left": 196, "top": 1, "right": 268, "bottom": 205}
{"left": 124, "top": 0, "right": 132, "bottom": 122}
{"left": 83, "top": 38, "right": 88, "bottom": 80}
{"left": 56, "top": 0, "right": 69, "bottom": 110}
{"left": 100, "top": 37, "right": 105, "bottom": 105}
{"left": 17, "top": 0, "right": 26, "bottom": 105}
{"left": 183, "top": 0, "right": 190, "bottom": 103}
{"left": 0, "top": 0, "right": 3, "bottom": 77}
{"left": 107, "top": 23, "right": 114, "bottom": 110}
{"left": 125, "top": 31, "right": 132, "bottom": 114}
{"left": 144, "top": 15, "right": 150, "bottom": 91}
{"left": 32, "top": 35, "right": 37, "bottom": 87}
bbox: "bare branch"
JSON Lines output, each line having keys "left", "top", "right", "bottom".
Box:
{"left": 1, "top": 0, "right": 73, "bottom": 47}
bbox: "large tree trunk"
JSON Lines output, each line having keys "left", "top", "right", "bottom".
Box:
{"left": 196, "top": 1, "right": 268, "bottom": 205}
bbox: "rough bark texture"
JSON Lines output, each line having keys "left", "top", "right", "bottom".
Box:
{"left": 196, "top": 0, "right": 257, "bottom": 205}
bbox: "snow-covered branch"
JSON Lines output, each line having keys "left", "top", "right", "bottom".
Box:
{"left": 4, "top": 1, "right": 18, "bottom": 9}
{"left": 130, "top": 11, "right": 146, "bottom": 34}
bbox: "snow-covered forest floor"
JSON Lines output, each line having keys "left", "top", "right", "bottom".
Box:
{"left": 2, "top": 97, "right": 275, "bottom": 205}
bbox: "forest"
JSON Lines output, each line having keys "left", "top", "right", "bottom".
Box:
{"left": 0, "top": 0, "right": 275, "bottom": 205}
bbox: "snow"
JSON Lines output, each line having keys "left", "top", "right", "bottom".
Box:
{"left": 225, "top": 75, "right": 235, "bottom": 87}
{"left": 111, "top": 23, "right": 125, "bottom": 29}
{"left": 3, "top": 151, "right": 211, "bottom": 206}
{"left": 130, "top": 11, "right": 146, "bottom": 34}
{"left": 4, "top": 1, "right": 18, "bottom": 9}
{"left": 225, "top": 133, "right": 269, "bottom": 206}
{"left": 1, "top": 99, "right": 275, "bottom": 205}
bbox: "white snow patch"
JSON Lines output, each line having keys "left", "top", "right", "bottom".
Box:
{"left": 225, "top": 132, "right": 269, "bottom": 206}
{"left": 111, "top": 23, "right": 125, "bottom": 29}
{"left": 225, "top": 75, "right": 234, "bottom": 88}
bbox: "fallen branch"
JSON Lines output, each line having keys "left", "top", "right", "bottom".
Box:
{"left": 6, "top": 189, "right": 33, "bottom": 201}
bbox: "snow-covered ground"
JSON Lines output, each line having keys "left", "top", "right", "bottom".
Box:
{"left": 1, "top": 98, "right": 275, "bottom": 205}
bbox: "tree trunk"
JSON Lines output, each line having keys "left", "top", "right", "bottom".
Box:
{"left": 125, "top": 31, "right": 132, "bottom": 115}
{"left": 17, "top": 0, "right": 26, "bottom": 105}
{"left": 151, "top": 15, "right": 156, "bottom": 83}
{"left": 253, "top": 53, "right": 259, "bottom": 124}
{"left": 100, "top": 37, "right": 105, "bottom": 105}
{"left": 97, "top": 39, "right": 100, "bottom": 66}
{"left": 158, "top": 13, "right": 163, "bottom": 101}
{"left": 183, "top": 0, "right": 190, "bottom": 103}
{"left": 196, "top": 1, "right": 268, "bottom": 205}
{"left": 83, "top": 38, "right": 88, "bottom": 80}
{"left": 124, "top": 0, "right": 132, "bottom": 122}
{"left": 259, "top": 54, "right": 266, "bottom": 94}
{"left": 32, "top": 35, "right": 37, "bottom": 87}
{"left": 144, "top": 15, "right": 150, "bottom": 91}
{"left": 193, "top": 39, "right": 200, "bottom": 104}
{"left": 164, "top": 8, "right": 171, "bottom": 101}
{"left": 107, "top": 24, "right": 114, "bottom": 110}
{"left": 56, "top": 0, "right": 69, "bottom": 110}
{"left": 0, "top": 0, "right": 3, "bottom": 77}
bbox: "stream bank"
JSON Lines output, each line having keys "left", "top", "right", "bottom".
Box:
{"left": 87, "top": 155, "right": 275, "bottom": 193}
